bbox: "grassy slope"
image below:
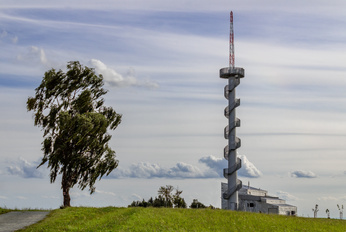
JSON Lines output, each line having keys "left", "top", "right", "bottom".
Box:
{"left": 20, "top": 207, "right": 346, "bottom": 232}
{"left": 0, "top": 208, "right": 11, "bottom": 215}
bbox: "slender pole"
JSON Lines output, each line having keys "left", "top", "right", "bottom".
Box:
{"left": 229, "top": 11, "right": 235, "bottom": 68}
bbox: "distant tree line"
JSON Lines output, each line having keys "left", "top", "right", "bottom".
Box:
{"left": 128, "top": 185, "right": 211, "bottom": 209}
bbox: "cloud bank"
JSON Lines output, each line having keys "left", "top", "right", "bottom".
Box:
{"left": 89, "top": 59, "right": 159, "bottom": 89}
{"left": 109, "top": 154, "right": 261, "bottom": 179}
{"left": 110, "top": 161, "right": 217, "bottom": 179}
{"left": 6, "top": 154, "right": 261, "bottom": 179}
{"left": 6, "top": 158, "right": 44, "bottom": 179}
{"left": 290, "top": 170, "right": 317, "bottom": 178}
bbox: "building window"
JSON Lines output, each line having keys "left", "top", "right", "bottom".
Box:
{"left": 286, "top": 211, "right": 296, "bottom": 216}
{"left": 247, "top": 203, "right": 255, "bottom": 208}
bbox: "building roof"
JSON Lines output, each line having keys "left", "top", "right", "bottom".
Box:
{"left": 270, "top": 203, "right": 297, "bottom": 208}
{"left": 241, "top": 185, "right": 264, "bottom": 191}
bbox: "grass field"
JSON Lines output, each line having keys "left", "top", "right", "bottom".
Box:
{"left": 18, "top": 207, "right": 346, "bottom": 232}
{"left": 0, "top": 208, "right": 11, "bottom": 215}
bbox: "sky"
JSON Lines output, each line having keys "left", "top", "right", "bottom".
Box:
{"left": 1, "top": 0, "right": 346, "bottom": 218}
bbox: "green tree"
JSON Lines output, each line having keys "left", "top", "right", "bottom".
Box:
{"left": 27, "top": 61, "right": 122, "bottom": 207}
{"left": 173, "top": 188, "right": 187, "bottom": 208}
{"left": 158, "top": 185, "right": 174, "bottom": 208}
{"left": 148, "top": 197, "right": 154, "bottom": 206}
{"left": 153, "top": 195, "right": 168, "bottom": 208}
{"left": 190, "top": 199, "right": 206, "bottom": 209}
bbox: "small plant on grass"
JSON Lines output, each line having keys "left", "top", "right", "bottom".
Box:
{"left": 337, "top": 204, "right": 343, "bottom": 219}
{"left": 326, "top": 209, "right": 330, "bottom": 219}
{"left": 312, "top": 204, "right": 319, "bottom": 218}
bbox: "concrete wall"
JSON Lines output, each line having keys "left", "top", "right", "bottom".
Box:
{"left": 239, "top": 198, "right": 297, "bottom": 215}
{"left": 222, "top": 183, "right": 297, "bottom": 216}
{"left": 278, "top": 206, "right": 297, "bottom": 216}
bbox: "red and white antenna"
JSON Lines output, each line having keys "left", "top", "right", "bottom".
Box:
{"left": 229, "top": 11, "right": 235, "bottom": 68}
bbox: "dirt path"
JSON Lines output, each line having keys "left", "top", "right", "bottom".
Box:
{"left": 0, "top": 211, "right": 49, "bottom": 232}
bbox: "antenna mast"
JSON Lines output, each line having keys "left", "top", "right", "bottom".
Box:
{"left": 229, "top": 11, "right": 235, "bottom": 68}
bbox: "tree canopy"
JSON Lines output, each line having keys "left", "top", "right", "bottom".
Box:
{"left": 158, "top": 185, "right": 174, "bottom": 207}
{"left": 27, "top": 61, "right": 122, "bottom": 207}
{"left": 190, "top": 199, "right": 206, "bottom": 209}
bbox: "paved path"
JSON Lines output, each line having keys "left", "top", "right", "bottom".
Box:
{"left": 0, "top": 211, "right": 49, "bottom": 232}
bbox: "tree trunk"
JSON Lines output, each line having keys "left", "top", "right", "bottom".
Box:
{"left": 62, "top": 171, "right": 71, "bottom": 207}
{"left": 63, "top": 186, "right": 71, "bottom": 207}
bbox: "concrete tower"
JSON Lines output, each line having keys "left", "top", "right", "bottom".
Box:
{"left": 220, "top": 11, "right": 244, "bottom": 210}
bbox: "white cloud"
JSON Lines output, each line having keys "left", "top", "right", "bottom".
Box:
{"left": 89, "top": 59, "right": 159, "bottom": 88}
{"left": 199, "top": 154, "right": 262, "bottom": 179}
{"left": 111, "top": 154, "right": 261, "bottom": 179}
{"left": 0, "top": 195, "right": 7, "bottom": 199}
{"left": 110, "top": 161, "right": 216, "bottom": 179}
{"left": 6, "top": 158, "right": 44, "bottom": 179}
{"left": 238, "top": 154, "right": 262, "bottom": 178}
{"left": 276, "top": 190, "right": 299, "bottom": 201}
{"left": 95, "top": 190, "right": 116, "bottom": 197}
{"left": 16, "top": 46, "right": 48, "bottom": 66}
{"left": 4, "top": 154, "right": 261, "bottom": 181}
{"left": 290, "top": 170, "right": 317, "bottom": 178}
{"left": 131, "top": 194, "right": 142, "bottom": 201}
{"left": 199, "top": 155, "right": 225, "bottom": 177}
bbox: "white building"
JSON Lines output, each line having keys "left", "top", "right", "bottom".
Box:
{"left": 221, "top": 183, "right": 297, "bottom": 216}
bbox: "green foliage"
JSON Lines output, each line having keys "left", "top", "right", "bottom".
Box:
{"left": 153, "top": 195, "right": 170, "bottom": 208}
{"left": 158, "top": 185, "right": 174, "bottom": 208}
{"left": 19, "top": 207, "right": 346, "bottom": 232}
{"left": 128, "top": 185, "right": 187, "bottom": 208}
{"left": 0, "top": 208, "right": 11, "bottom": 215}
{"left": 190, "top": 199, "right": 206, "bottom": 209}
{"left": 27, "top": 61, "right": 122, "bottom": 206}
{"left": 173, "top": 188, "right": 187, "bottom": 208}
{"left": 128, "top": 195, "right": 172, "bottom": 208}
